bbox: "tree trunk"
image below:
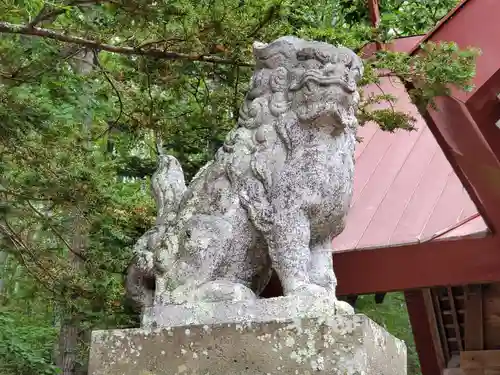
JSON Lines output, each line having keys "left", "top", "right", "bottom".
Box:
{"left": 57, "top": 318, "right": 80, "bottom": 375}
{"left": 57, "top": 211, "right": 86, "bottom": 375}
{"left": 56, "top": 49, "right": 94, "bottom": 375}
{"left": 0, "top": 251, "right": 8, "bottom": 297}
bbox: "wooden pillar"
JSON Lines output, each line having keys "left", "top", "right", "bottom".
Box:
{"left": 464, "top": 285, "right": 484, "bottom": 351}
{"left": 367, "top": 0, "right": 383, "bottom": 50}
{"left": 405, "top": 289, "right": 445, "bottom": 375}
{"left": 367, "top": 0, "right": 381, "bottom": 27}
{"left": 460, "top": 285, "right": 485, "bottom": 375}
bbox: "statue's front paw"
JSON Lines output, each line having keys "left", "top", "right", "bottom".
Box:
{"left": 171, "top": 280, "right": 257, "bottom": 304}
{"left": 335, "top": 300, "right": 355, "bottom": 315}
{"left": 198, "top": 281, "right": 257, "bottom": 303}
{"left": 309, "top": 270, "right": 337, "bottom": 292}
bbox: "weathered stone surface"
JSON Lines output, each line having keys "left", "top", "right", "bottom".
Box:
{"left": 90, "top": 310, "right": 406, "bottom": 375}
{"left": 141, "top": 294, "right": 355, "bottom": 328}
{"left": 125, "top": 36, "right": 364, "bottom": 309}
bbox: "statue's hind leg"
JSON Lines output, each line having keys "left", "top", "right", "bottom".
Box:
{"left": 267, "top": 209, "right": 326, "bottom": 296}
{"left": 215, "top": 218, "right": 271, "bottom": 296}
{"left": 168, "top": 249, "right": 258, "bottom": 304}
{"left": 168, "top": 213, "right": 260, "bottom": 304}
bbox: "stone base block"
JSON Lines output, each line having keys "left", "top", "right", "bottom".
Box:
{"left": 89, "top": 296, "right": 406, "bottom": 375}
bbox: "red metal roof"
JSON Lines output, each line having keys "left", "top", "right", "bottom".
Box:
{"left": 408, "top": 0, "right": 471, "bottom": 55}
{"left": 332, "top": 76, "right": 488, "bottom": 252}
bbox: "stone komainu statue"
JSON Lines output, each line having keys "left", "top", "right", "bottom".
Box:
{"left": 126, "top": 36, "right": 363, "bottom": 307}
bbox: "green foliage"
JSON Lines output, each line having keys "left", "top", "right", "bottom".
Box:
{"left": 0, "top": 257, "right": 59, "bottom": 375}
{"left": 378, "top": 0, "right": 461, "bottom": 37}
{"left": 334, "top": 0, "right": 461, "bottom": 37}
{"left": 0, "top": 0, "right": 478, "bottom": 374}
{"left": 357, "top": 41, "right": 480, "bottom": 131}
{"left": 0, "top": 311, "right": 59, "bottom": 375}
{"left": 357, "top": 293, "right": 421, "bottom": 375}
{"left": 370, "top": 42, "right": 480, "bottom": 109}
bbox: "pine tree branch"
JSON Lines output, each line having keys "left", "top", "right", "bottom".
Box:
{"left": 247, "top": 3, "right": 280, "bottom": 38}
{"left": 0, "top": 21, "right": 254, "bottom": 67}
{"left": 28, "top": 0, "right": 104, "bottom": 28}
{"left": 25, "top": 200, "right": 87, "bottom": 262}
{"left": 27, "top": 4, "right": 62, "bottom": 28}
{"left": 0, "top": 221, "right": 59, "bottom": 289}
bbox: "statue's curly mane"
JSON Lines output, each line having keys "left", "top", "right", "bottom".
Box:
{"left": 212, "top": 36, "right": 363, "bottom": 232}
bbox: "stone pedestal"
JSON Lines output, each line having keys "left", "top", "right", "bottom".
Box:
{"left": 89, "top": 296, "right": 407, "bottom": 375}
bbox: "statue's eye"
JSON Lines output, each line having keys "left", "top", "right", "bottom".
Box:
{"left": 298, "top": 48, "right": 315, "bottom": 61}
{"left": 315, "top": 51, "right": 330, "bottom": 64}
{"left": 297, "top": 53, "right": 308, "bottom": 61}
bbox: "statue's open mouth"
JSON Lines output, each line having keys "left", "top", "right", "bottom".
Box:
{"left": 290, "top": 70, "right": 356, "bottom": 93}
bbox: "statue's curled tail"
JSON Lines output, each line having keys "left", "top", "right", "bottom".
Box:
{"left": 126, "top": 153, "right": 186, "bottom": 308}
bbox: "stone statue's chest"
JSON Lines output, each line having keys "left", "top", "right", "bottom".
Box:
{"left": 301, "top": 142, "right": 355, "bottom": 234}
{"left": 298, "top": 134, "right": 355, "bottom": 176}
